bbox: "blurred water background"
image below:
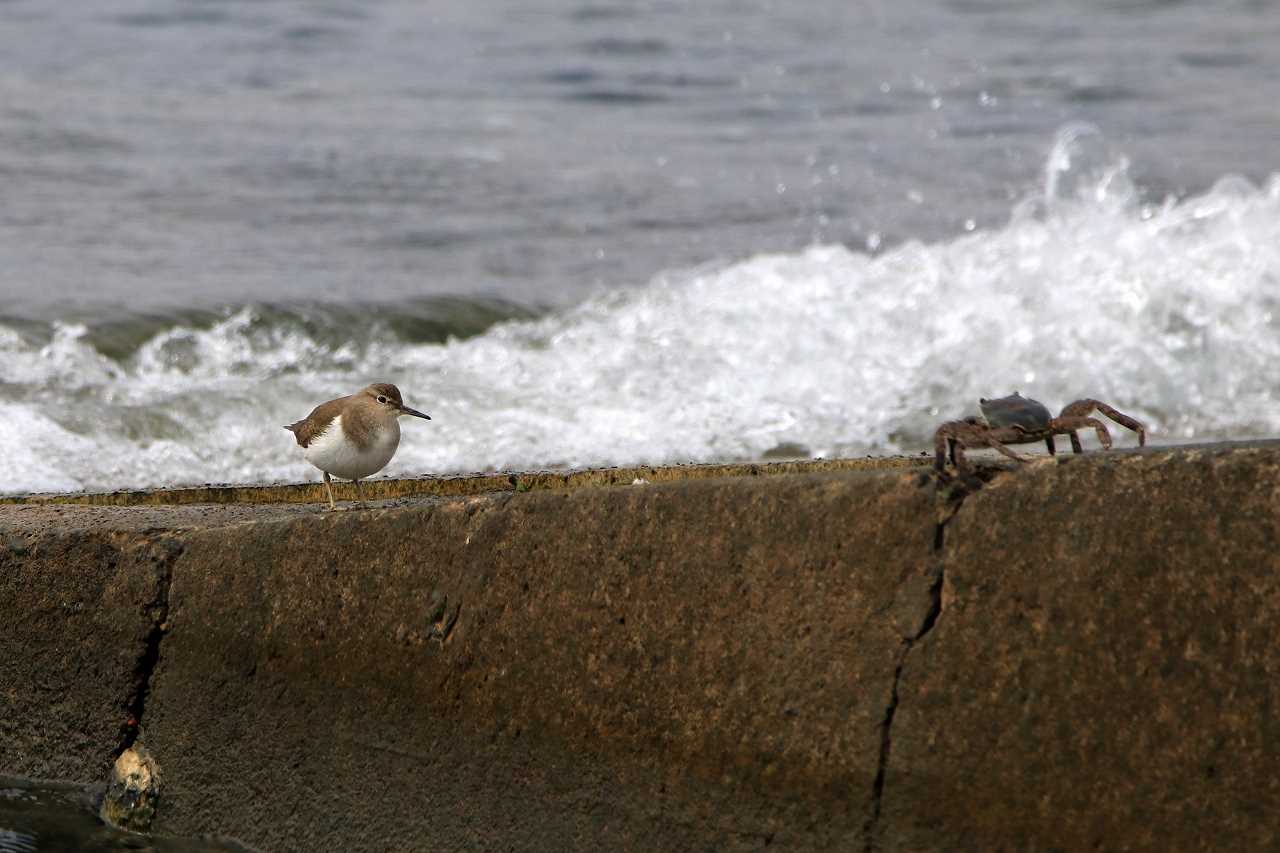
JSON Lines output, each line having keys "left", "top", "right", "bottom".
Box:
{"left": 2, "top": 0, "right": 1280, "bottom": 494}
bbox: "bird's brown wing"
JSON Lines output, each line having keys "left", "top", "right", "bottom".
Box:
{"left": 284, "top": 396, "right": 347, "bottom": 448}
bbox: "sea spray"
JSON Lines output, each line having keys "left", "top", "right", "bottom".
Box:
{"left": 2, "top": 129, "right": 1278, "bottom": 494}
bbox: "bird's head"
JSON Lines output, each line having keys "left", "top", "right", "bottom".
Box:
{"left": 361, "top": 383, "right": 431, "bottom": 421}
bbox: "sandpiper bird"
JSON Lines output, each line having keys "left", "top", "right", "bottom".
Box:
{"left": 285, "top": 383, "right": 431, "bottom": 510}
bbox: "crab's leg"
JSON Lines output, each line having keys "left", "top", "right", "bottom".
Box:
{"left": 982, "top": 426, "right": 1034, "bottom": 464}
{"left": 1059, "top": 399, "right": 1147, "bottom": 447}
{"left": 935, "top": 422, "right": 1030, "bottom": 473}
{"left": 1050, "top": 416, "right": 1112, "bottom": 454}
{"left": 935, "top": 421, "right": 990, "bottom": 473}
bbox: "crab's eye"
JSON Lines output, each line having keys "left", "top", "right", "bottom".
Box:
{"left": 377, "top": 395, "right": 388, "bottom": 404}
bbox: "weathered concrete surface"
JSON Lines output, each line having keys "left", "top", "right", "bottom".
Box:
{"left": 142, "top": 471, "right": 935, "bottom": 851}
{"left": 0, "top": 455, "right": 929, "bottom": 507}
{"left": 1, "top": 464, "right": 938, "bottom": 851}
{"left": 0, "top": 502, "right": 330, "bottom": 784}
{"left": 883, "top": 444, "right": 1280, "bottom": 851}
{"left": 3, "top": 444, "right": 1279, "bottom": 851}
{"left": 0, "top": 526, "right": 175, "bottom": 781}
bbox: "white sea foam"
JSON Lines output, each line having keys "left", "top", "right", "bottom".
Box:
{"left": 2, "top": 127, "right": 1278, "bottom": 493}
{"left": 0, "top": 404, "right": 97, "bottom": 494}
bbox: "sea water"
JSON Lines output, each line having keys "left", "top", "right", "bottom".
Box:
{"left": 0, "top": 777, "right": 243, "bottom": 852}
{"left": 2, "top": 128, "right": 1278, "bottom": 494}
{"left": 3, "top": 2, "right": 1280, "bottom": 848}
{"left": 4, "top": 1, "right": 1280, "bottom": 495}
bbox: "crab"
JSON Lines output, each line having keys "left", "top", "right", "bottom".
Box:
{"left": 934, "top": 392, "right": 1146, "bottom": 474}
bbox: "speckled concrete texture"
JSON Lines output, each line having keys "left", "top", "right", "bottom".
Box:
{"left": 3, "top": 445, "right": 1279, "bottom": 851}
{"left": 0, "top": 455, "right": 929, "bottom": 507}
{"left": 882, "top": 444, "right": 1280, "bottom": 852}
{"left": 141, "top": 469, "right": 934, "bottom": 851}
{"left": 0, "top": 526, "right": 174, "bottom": 781}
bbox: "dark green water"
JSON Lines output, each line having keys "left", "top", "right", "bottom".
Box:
{"left": 0, "top": 778, "right": 246, "bottom": 853}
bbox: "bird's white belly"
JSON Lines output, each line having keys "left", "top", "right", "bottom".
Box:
{"left": 302, "top": 415, "right": 400, "bottom": 480}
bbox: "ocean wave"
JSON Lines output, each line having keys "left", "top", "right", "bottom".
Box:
{"left": 2, "top": 125, "right": 1278, "bottom": 494}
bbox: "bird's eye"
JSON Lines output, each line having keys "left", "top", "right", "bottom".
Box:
{"left": 377, "top": 395, "right": 388, "bottom": 404}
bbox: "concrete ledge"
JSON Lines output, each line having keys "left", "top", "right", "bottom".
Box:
{"left": 0, "top": 529, "right": 177, "bottom": 781}
{"left": 3, "top": 445, "right": 1278, "bottom": 850}
{"left": 886, "top": 445, "right": 1280, "bottom": 851}
{"left": 0, "top": 456, "right": 927, "bottom": 507}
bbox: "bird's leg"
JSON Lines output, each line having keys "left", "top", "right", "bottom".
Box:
{"left": 323, "top": 471, "right": 337, "bottom": 511}
{"left": 353, "top": 479, "right": 364, "bottom": 505}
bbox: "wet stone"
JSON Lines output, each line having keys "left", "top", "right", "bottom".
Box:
{"left": 99, "top": 745, "right": 161, "bottom": 833}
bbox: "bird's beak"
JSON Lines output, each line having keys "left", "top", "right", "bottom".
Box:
{"left": 398, "top": 405, "right": 431, "bottom": 420}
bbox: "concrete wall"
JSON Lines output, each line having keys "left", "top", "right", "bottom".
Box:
{"left": 3, "top": 445, "right": 1278, "bottom": 851}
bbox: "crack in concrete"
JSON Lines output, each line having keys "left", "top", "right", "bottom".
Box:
{"left": 862, "top": 474, "right": 984, "bottom": 851}
{"left": 117, "top": 538, "right": 181, "bottom": 756}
